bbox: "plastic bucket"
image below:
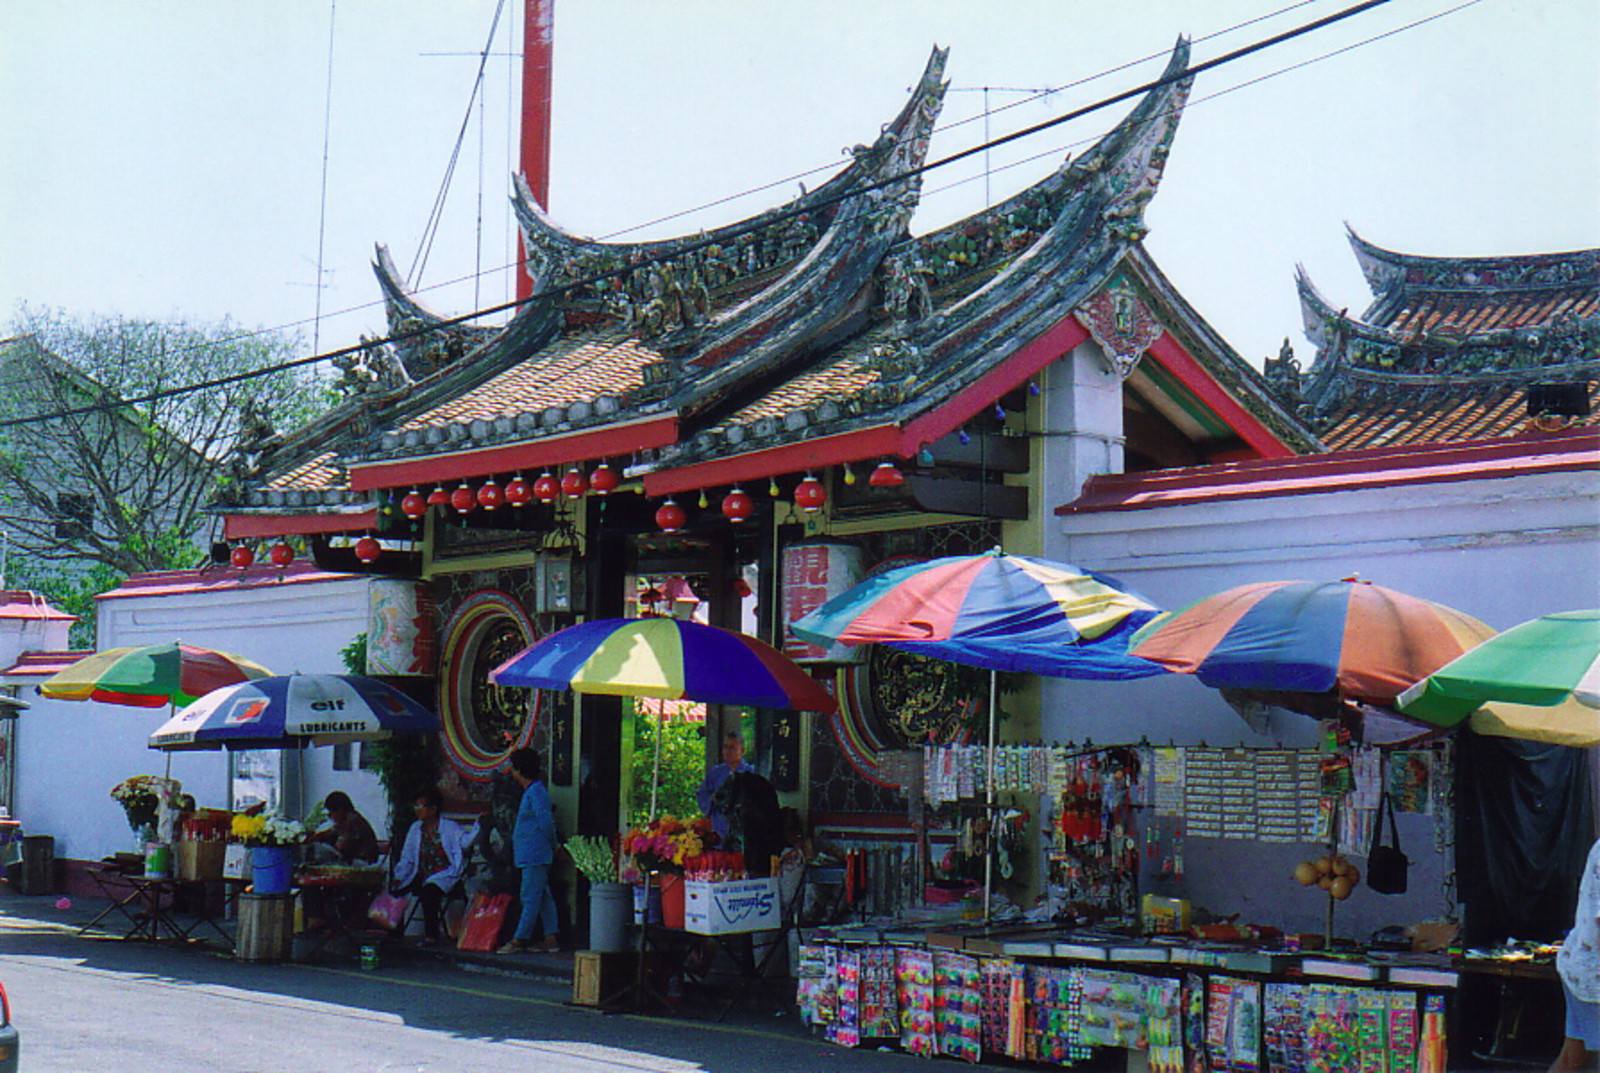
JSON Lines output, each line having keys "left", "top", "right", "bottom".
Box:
{"left": 659, "top": 873, "right": 686, "bottom": 929}
{"left": 588, "top": 881, "right": 632, "bottom": 952}
{"left": 251, "top": 845, "right": 294, "bottom": 895}
{"left": 144, "top": 842, "right": 172, "bottom": 879}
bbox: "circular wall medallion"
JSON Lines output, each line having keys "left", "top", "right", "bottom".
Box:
{"left": 438, "top": 591, "right": 540, "bottom": 779}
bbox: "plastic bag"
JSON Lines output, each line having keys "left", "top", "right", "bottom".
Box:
{"left": 367, "top": 891, "right": 408, "bottom": 930}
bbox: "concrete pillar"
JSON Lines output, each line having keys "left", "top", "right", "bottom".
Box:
{"left": 1034, "top": 340, "right": 1125, "bottom": 563}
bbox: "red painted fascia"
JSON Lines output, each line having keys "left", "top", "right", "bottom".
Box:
{"left": 98, "top": 562, "right": 357, "bottom": 599}
{"left": 223, "top": 509, "right": 378, "bottom": 540}
{"left": 1144, "top": 332, "right": 1295, "bottom": 459}
{"left": 643, "top": 425, "right": 903, "bottom": 497}
{"left": 348, "top": 415, "right": 679, "bottom": 492}
{"left": 900, "top": 315, "right": 1090, "bottom": 450}
{"left": 1059, "top": 428, "right": 1600, "bottom": 514}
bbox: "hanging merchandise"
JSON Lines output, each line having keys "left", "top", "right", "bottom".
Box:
{"left": 1048, "top": 749, "right": 1141, "bottom": 920}
{"left": 934, "top": 951, "right": 984, "bottom": 1064}
{"left": 895, "top": 948, "right": 937, "bottom": 1058}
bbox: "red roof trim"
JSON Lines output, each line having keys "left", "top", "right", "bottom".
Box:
{"left": 97, "top": 562, "right": 360, "bottom": 600}
{"left": 901, "top": 314, "right": 1091, "bottom": 450}
{"left": 2, "top": 650, "right": 93, "bottom": 678}
{"left": 348, "top": 415, "right": 680, "bottom": 492}
{"left": 1059, "top": 428, "right": 1600, "bottom": 514}
{"left": 0, "top": 592, "right": 75, "bottom": 621}
{"left": 223, "top": 510, "right": 379, "bottom": 541}
{"left": 643, "top": 425, "right": 903, "bottom": 497}
{"left": 1143, "top": 332, "right": 1295, "bottom": 459}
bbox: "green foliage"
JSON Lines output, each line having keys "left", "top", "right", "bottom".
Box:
{"left": 341, "top": 632, "right": 434, "bottom": 837}
{"left": 626, "top": 709, "right": 704, "bottom": 826}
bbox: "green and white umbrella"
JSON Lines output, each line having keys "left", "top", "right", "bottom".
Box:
{"left": 1396, "top": 609, "right": 1600, "bottom": 746}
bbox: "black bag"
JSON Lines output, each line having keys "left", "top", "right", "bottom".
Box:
{"left": 1366, "top": 793, "right": 1410, "bottom": 895}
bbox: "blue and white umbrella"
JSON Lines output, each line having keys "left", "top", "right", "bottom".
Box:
{"left": 150, "top": 674, "right": 438, "bottom": 751}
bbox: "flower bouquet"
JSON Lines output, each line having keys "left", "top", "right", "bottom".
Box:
{"left": 565, "top": 835, "right": 619, "bottom": 885}
{"left": 618, "top": 815, "right": 715, "bottom": 881}
{"left": 110, "top": 776, "right": 181, "bottom": 838}
{"left": 231, "top": 811, "right": 310, "bottom": 848}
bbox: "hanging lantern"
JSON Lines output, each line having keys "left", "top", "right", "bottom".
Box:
{"left": 768, "top": 476, "right": 781, "bottom": 497}
{"left": 426, "top": 485, "right": 450, "bottom": 510}
{"left": 869, "top": 461, "right": 905, "bottom": 488}
{"left": 268, "top": 541, "right": 295, "bottom": 568}
{"left": 477, "top": 480, "right": 504, "bottom": 511}
{"left": 354, "top": 536, "right": 382, "bottom": 563}
{"left": 589, "top": 462, "right": 619, "bottom": 495}
{"left": 504, "top": 474, "right": 533, "bottom": 507}
{"left": 842, "top": 463, "right": 857, "bottom": 486}
{"left": 229, "top": 544, "right": 255, "bottom": 569}
{"left": 450, "top": 483, "right": 477, "bottom": 514}
{"left": 733, "top": 576, "right": 754, "bottom": 599}
{"left": 533, "top": 471, "right": 560, "bottom": 503}
{"left": 655, "top": 499, "right": 686, "bottom": 533}
{"left": 400, "top": 489, "right": 427, "bottom": 518}
{"left": 794, "top": 474, "right": 827, "bottom": 513}
{"left": 562, "top": 467, "right": 590, "bottom": 499}
{"left": 721, "top": 488, "right": 753, "bottom": 524}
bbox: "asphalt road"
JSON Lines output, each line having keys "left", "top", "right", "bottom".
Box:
{"left": 0, "top": 907, "right": 929, "bottom": 1073}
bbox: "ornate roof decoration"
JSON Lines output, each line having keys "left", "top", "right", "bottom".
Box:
{"left": 1281, "top": 229, "right": 1600, "bottom": 448}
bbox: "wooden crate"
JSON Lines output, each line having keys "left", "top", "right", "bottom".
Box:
{"left": 571, "top": 950, "right": 640, "bottom": 1007}
{"left": 237, "top": 893, "right": 294, "bottom": 962}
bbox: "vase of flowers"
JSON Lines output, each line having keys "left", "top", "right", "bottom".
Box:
{"left": 110, "top": 775, "right": 182, "bottom": 849}
{"left": 565, "top": 835, "right": 629, "bottom": 952}
{"left": 232, "top": 812, "right": 309, "bottom": 895}
{"left": 619, "top": 816, "right": 715, "bottom": 929}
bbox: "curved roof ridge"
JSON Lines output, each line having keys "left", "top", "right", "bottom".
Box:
{"left": 1348, "top": 225, "right": 1600, "bottom": 297}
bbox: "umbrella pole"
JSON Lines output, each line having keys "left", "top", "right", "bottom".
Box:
{"left": 649, "top": 701, "right": 662, "bottom": 819}
{"left": 163, "top": 704, "right": 173, "bottom": 783}
{"left": 984, "top": 668, "right": 996, "bottom": 923}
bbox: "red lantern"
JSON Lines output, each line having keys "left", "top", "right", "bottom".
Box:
{"left": 589, "top": 462, "right": 619, "bottom": 495}
{"left": 721, "top": 488, "right": 753, "bottom": 523}
{"left": 655, "top": 499, "right": 686, "bottom": 533}
{"left": 268, "top": 541, "right": 294, "bottom": 568}
{"left": 794, "top": 474, "right": 827, "bottom": 512}
{"left": 450, "top": 483, "right": 477, "bottom": 514}
{"left": 561, "top": 467, "right": 589, "bottom": 499}
{"left": 477, "top": 480, "right": 504, "bottom": 511}
{"left": 504, "top": 474, "right": 533, "bottom": 507}
{"left": 400, "top": 489, "right": 428, "bottom": 518}
{"left": 229, "top": 544, "right": 255, "bottom": 569}
{"left": 533, "top": 471, "right": 560, "bottom": 503}
{"left": 733, "top": 576, "right": 754, "bottom": 598}
{"left": 869, "top": 461, "right": 905, "bottom": 487}
{"left": 426, "top": 486, "right": 450, "bottom": 509}
{"left": 354, "top": 536, "right": 381, "bottom": 563}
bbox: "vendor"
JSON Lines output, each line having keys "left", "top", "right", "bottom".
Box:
{"left": 1550, "top": 835, "right": 1599, "bottom": 1073}
{"left": 391, "top": 788, "right": 471, "bottom": 945}
{"left": 696, "top": 731, "right": 754, "bottom": 841}
{"left": 307, "top": 791, "right": 380, "bottom": 866}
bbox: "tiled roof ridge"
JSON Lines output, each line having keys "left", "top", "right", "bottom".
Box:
{"left": 1348, "top": 225, "right": 1600, "bottom": 298}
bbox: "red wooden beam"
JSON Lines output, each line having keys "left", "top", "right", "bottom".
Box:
{"left": 517, "top": 0, "right": 554, "bottom": 301}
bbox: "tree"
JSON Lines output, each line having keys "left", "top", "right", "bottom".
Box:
{"left": 0, "top": 306, "right": 330, "bottom": 578}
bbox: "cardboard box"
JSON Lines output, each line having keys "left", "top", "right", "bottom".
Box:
{"left": 176, "top": 840, "right": 226, "bottom": 881}
{"left": 683, "top": 877, "right": 780, "bottom": 935}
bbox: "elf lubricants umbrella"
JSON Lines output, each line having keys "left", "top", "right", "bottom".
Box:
{"left": 150, "top": 674, "right": 439, "bottom": 750}
{"left": 1396, "top": 609, "right": 1600, "bottom": 746}
{"left": 490, "top": 617, "right": 837, "bottom": 816}
{"left": 41, "top": 642, "right": 272, "bottom": 708}
{"left": 1128, "top": 579, "right": 1496, "bottom": 713}
{"left": 790, "top": 549, "right": 1163, "bottom": 919}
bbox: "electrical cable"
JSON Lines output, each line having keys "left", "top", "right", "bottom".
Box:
{"left": 2, "top": 0, "right": 1434, "bottom": 434}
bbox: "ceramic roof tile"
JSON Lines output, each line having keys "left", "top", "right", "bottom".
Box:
{"left": 265, "top": 451, "right": 341, "bottom": 491}
{"left": 398, "top": 331, "right": 660, "bottom": 432}
{"left": 1386, "top": 286, "right": 1599, "bottom": 335}
{"left": 1320, "top": 381, "right": 1599, "bottom": 450}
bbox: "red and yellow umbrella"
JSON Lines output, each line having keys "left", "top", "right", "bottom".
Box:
{"left": 40, "top": 642, "right": 273, "bottom": 709}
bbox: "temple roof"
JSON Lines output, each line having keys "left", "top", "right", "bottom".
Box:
{"left": 223, "top": 40, "right": 1315, "bottom": 534}
{"left": 1271, "top": 229, "right": 1600, "bottom": 450}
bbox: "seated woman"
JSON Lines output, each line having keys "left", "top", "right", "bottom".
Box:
{"left": 390, "top": 788, "right": 471, "bottom": 944}
{"left": 306, "top": 791, "right": 380, "bottom": 865}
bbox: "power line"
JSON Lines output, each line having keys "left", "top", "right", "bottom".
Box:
{"left": 1, "top": 0, "right": 1410, "bottom": 435}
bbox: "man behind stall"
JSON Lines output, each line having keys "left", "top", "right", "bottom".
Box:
{"left": 307, "top": 791, "right": 380, "bottom": 865}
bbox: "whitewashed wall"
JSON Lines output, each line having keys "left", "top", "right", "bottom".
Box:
{"left": 1048, "top": 463, "right": 1600, "bottom": 937}
{"left": 11, "top": 571, "right": 377, "bottom": 863}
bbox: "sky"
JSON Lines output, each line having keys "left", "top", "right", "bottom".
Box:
{"left": 2, "top": 0, "right": 1595, "bottom": 376}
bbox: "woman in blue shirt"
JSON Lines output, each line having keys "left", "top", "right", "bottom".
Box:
{"left": 499, "top": 748, "right": 561, "bottom": 954}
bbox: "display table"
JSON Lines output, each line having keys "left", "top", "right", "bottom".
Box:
{"left": 80, "top": 866, "right": 246, "bottom": 948}
{"left": 295, "top": 866, "right": 387, "bottom": 959}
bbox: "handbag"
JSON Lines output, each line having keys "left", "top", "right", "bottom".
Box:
{"left": 1366, "top": 792, "right": 1410, "bottom": 895}
{"left": 366, "top": 891, "right": 409, "bottom": 930}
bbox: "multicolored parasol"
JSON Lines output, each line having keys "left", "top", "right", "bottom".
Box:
{"left": 1128, "top": 579, "right": 1495, "bottom": 708}
{"left": 1397, "top": 609, "right": 1600, "bottom": 745}
{"left": 150, "top": 674, "right": 439, "bottom": 750}
{"left": 490, "top": 617, "right": 837, "bottom": 713}
{"left": 40, "top": 642, "right": 273, "bottom": 709}
{"left": 789, "top": 550, "right": 1164, "bottom": 679}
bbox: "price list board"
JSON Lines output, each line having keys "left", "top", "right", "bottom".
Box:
{"left": 1182, "top": 748, "right": 1325, "bottom": 842}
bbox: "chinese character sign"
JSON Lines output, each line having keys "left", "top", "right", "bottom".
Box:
{"left": 781, "top": 542, "right": 865, "bottom": 664}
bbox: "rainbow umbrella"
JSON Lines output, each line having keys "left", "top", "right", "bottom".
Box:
{"left": 1129, "top": 579, "right": 1495, "bottom": 709}
{"left": 40, "top": 642, "right": 272, "bottom": 709}
{"left": 789, "top": 550, "right": 1164, "bottom": 679}
{"left": 490, "top": 617, "right": 837, "bottom": 712}
{"left": 1396, "top": 610, "right": 1600, "bottom": 746}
